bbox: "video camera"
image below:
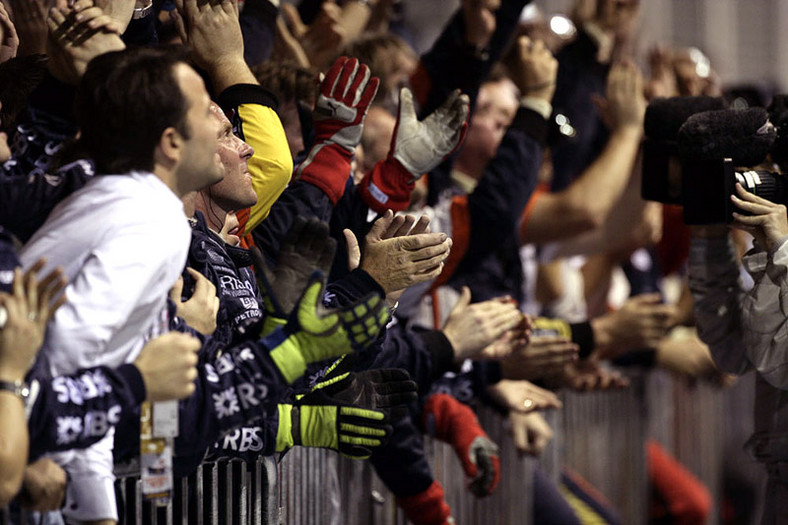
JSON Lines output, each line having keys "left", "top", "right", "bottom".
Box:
{"left": 642, "top": 95, "right": 786, "bottom": 224}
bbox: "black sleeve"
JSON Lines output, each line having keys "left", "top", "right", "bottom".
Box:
{"left": 418, "top": 0, "right": 532, "bottom": 117}
{"left": 240, "top": 0, "right": 279, "bottom": 67}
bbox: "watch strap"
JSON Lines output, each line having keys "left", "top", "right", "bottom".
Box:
{"left": 0, "top": 379, "right": 30, "bottom": 400}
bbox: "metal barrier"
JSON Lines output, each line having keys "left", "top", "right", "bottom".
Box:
{"left": 2, "top": 368, "right": 765, "bottom": 524}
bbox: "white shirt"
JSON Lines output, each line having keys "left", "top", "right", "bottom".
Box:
{"left": 21, "top": 171, "right": 190, "bottom": 375}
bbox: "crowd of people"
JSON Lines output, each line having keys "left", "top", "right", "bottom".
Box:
{"left": 0, "top": 0, "right": 784, "bottom": 523}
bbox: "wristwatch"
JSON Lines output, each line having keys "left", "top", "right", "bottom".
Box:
{"left": 0, "top": 379, "right": 30, "bottom": 401}
{"left": 133, "top": 1, "right": 153, "bottom": 19}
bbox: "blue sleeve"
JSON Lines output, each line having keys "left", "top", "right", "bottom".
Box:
{"left": 369, "top": 410, "right": 435, "bottom": 498}
{"left": 0, "top": 75, "right": 90, "bottom": 242}
{"left": 461, "top": 107, "right": 545, "bottom": 268}
{"left": 112, "top": 329, "right": 297, "bottom": 475}
{"left": 27, "top": 364, "right": 146, "bottom": 461}
{"left": 369, "top": 323, "right": 455, "bottom": 396}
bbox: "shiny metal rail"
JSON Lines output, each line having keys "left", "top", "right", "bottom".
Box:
{"left": 1, "top": 368, "right": 762, "bottom": 524}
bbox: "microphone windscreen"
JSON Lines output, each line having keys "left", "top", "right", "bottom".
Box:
{"left": 644, "top": 96, "right": 725, "bottom": 140}
{"left": 677, "top": 108, "right": 776, "bottom": 167}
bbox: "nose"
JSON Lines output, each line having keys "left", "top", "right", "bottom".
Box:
{"left": 237, "top": 137, "right": 254, "bottom": 160}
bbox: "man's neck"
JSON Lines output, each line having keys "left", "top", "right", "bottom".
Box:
{"left": 193, "top": 193, "right": 227, "bottom": 233}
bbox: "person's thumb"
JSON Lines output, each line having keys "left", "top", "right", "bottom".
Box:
{"left": 450, "top": 286, "right": 472, "bottom": 315}
{"left": 169, "top": 276, "right": 184, "bottom": 303}
{"left": 344, "top": 228, "right": 361, "bottom": 271}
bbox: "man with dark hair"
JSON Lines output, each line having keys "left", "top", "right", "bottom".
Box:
{"left": 20, "top": 44, "right": 222, "bottom": 524}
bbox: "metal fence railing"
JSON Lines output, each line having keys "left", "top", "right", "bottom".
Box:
{"left": 1, "top": 368, "right": 764, "bottom": 524}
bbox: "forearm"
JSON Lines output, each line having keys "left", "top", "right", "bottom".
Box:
{"left": 0, "top": 393, "right": 27, "bottom": 506}
{"left": 687, "top": 235, "right": 751, "bottom": 375}
{"left": 340, "top": 1, "right": 375, "bottom": 42}
{"left": 416, "top": 0, "right": 528, "bottom": 114}
{"left": 173, "top": 333, "right": 294, "bottom": 466}
{"left": 208, "top": 58, "right": 258, "bottom": 96}
{"left": 522, "top": 127, "right": 640, "bottom": 244}
{"left": 741, "top": 240, "right": 788, "bottom": 387}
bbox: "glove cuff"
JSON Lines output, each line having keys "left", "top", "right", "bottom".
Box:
{"left": 275, "top": 404, "right": 295, "bottom": 452}
{"left": 295, "top": 142, "right": 353, "bottom": 204}
{"left": 423, "top": 393, "right": 485, "bottom": 459}
{"left": 261, "top": 315, "right": 287, "bottom": 338}
{"left": 358, "top": 157, "right": 416, "bottom": 214}
{"left": 298, "top": 405, "right": 338, "bottom": 450}
{"left": 396, "top": 481, "right": 453, "bottom": 525}
{"left": 269, "top": 334, "right": 308, "bottom": 384}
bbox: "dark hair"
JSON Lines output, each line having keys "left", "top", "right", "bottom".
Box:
{"left": 74, "top": 46, "right": 192, "bottom": 175}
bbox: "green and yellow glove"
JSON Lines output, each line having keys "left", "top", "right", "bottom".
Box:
{"left": 275, "top": 368, "right": 416, "bottom": 458}
{"left": 250, "top": 217, "right": 337, "bottom": 337}
{"left": 267, "top": 271, "right": 389, "bottom": 383}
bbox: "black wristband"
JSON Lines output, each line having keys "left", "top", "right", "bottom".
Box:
{"left": 569, "top": 321, "right": 595, "bottom": 360}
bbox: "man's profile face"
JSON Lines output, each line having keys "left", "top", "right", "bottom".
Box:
{"left": 206, "top": 104, "right": 257, "bottom": 211}
{"left": 175, "top": 64, "right": 223, "bottom": 191}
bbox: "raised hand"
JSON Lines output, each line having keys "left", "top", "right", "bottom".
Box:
{"left": 294, "top": 56, "right": 380, "bottom": 203}
{"left": 389, "top": 88, "right": 470, "bottom": 179}
{"left": 169, "top": 268, "right": 220, "bottom": 336}
{"left": 594, "top": 60, "right": 646, "bottom": 132}
{"left": 267, "top": 271, "right": 388, "bottom": 383}
{"left": 174, "top": 0, "right": 244, "bottom": 80}
{"left": 344, "top": 211, "right": 451, "bottom": 295}
{"left": 0, "top": 2, "right": 19, "bottom": 61}
{"left": 307, "top": 56, "right": 379, "bottom": 155}
{"left": 509, "top": 36, "right": 558, "bottom": 102}
{"left": 45, "top": 0, "right": 125, "bottom": 84}
{"left": 0, "top": 262, "right": 66, "bottom": 383}
{"left": 461, "top": 0, "right": 498, "bottom": 52}
{"left": 251, "top": 217, "right": 337, "bottom": 336}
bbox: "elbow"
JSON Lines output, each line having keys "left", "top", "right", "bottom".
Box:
{"left": 558, "top": 197, "right": 606, "bottom": 233}
{"left": 572, "top": 208, "right": 605, "bottom": 232}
